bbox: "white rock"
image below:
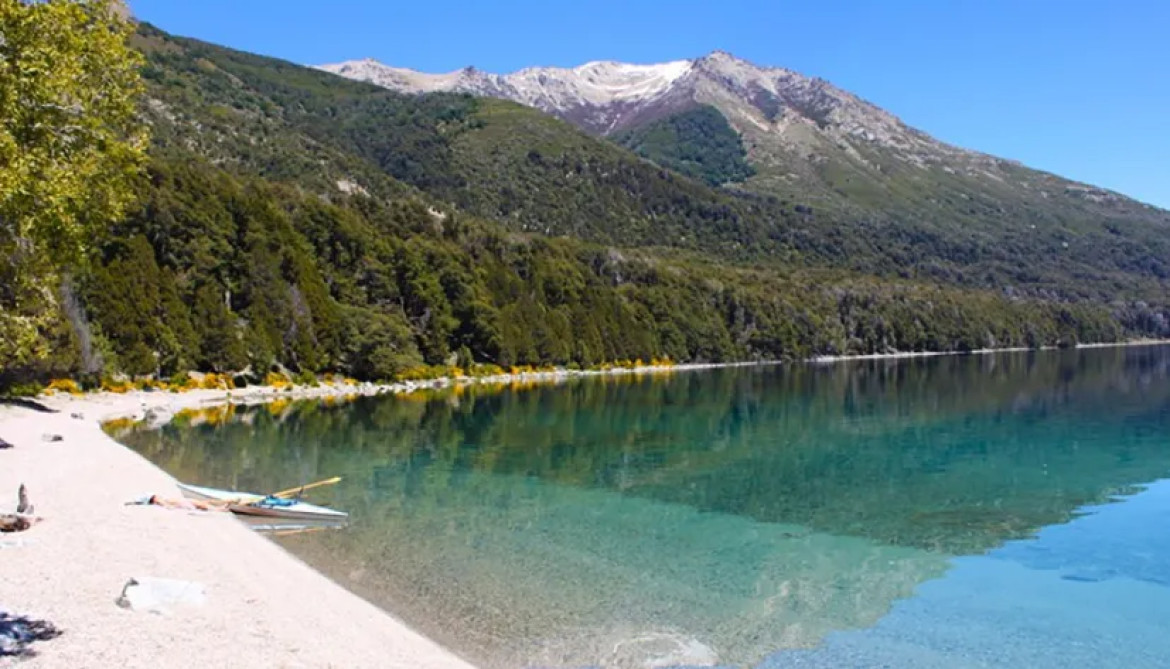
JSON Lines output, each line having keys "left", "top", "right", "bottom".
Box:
{"left": 116, "top": 576, "right": 206, "bottom": 614}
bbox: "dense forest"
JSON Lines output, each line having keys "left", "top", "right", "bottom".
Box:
{"left": 2, "top": 17, "right": 1168, "bottom": 390}
{"left": 10, "top": 154, "right": 1131, "bottom": 387}
{"left": 613, "top": 105, "right": 757, "bottom": 186}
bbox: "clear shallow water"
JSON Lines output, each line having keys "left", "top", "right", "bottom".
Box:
{"left": 118, "top": 346, "right": 1170, "bottom": 668}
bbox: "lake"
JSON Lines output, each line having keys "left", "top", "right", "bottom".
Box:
{"left": 118, "top": 345, "right": 1170, "bottom": 668}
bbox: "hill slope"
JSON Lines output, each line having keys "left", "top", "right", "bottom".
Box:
{"left": 322, "top": 52, "right": 1170, "bottom": 300}
{"left": 11, "top": 23, "right": 1161, "bottom": 389}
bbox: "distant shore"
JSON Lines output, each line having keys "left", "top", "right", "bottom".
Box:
{"left": 2, "top": 337, "right": 1167, "bottom": 666}
{"left": 808, "top": 338, "right": 1170, "bottom": 364}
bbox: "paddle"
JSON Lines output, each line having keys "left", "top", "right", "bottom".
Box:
{"left": 269, "top": 476, "right": 342, "bottom": 500}
{"left": 224, "top": 476, "right": 343, "bottom": 509}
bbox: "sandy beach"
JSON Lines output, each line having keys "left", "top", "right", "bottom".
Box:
{"left": 0, "top": 387, "right": 477, "bottom": 669}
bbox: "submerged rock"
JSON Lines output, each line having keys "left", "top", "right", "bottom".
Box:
{"left": 607, "top": 631, "right": 720, "bottom": 668}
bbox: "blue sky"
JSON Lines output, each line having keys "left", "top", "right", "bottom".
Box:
{"left": 131, "top": 0, "right": 1169, "bottom": 209}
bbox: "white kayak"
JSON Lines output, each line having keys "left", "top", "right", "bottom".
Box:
{"left": 176, "top": 482, "right": 349, "bottom": 521}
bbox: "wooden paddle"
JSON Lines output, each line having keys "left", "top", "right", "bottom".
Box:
{"left": 269, "top": 476, "right": 342, "bottom": 500}
{"left": 222, "top": 476, "right": 343, "bottom": 509}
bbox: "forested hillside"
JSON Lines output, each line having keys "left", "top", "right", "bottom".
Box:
{"left": 3, "top": 20, "right": 1166, "bottom": 389}
{"left": 613, "top": 105, "right": 757, "bottom": 186}
{"left": 72, "top": 157, "right": 1123, "bottom": 383}
{"left": 134, "top": 26, "right": 1170, "bottom": 301}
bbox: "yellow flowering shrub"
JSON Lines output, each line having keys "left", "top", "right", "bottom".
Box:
{"left": 46, "top": 378, "right": 83, "bottom": 395}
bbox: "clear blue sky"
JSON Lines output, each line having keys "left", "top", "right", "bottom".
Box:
{"left": 131, "top": 0, "right": 1169, "bottom": 209}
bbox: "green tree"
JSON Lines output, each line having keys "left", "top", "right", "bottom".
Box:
{"left": 192, "top": 282, "right": 246, "bottom": 371}
{"left": 88, "top": 235, "right": 162, "bottom": 375}
{"left": 0, "top": 0, "right": 146, "bottom": 367}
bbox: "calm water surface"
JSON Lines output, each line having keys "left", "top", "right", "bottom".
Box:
{"left": 119, "top": 346, "right": 1170, "bottom": 668}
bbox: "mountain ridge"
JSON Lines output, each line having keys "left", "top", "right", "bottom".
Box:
{"left": 318, "top": 51, "right": 1165, "bottom": 220}
{"left": 319, "top": 51, "right": 1013, "bottom": 164}
{"left": 139, "top": 28, "right": 1170, "bottom": 303}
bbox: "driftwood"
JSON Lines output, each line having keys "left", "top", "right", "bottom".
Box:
{"left": 0, "top": 515, "right": 37, "bottom": 533}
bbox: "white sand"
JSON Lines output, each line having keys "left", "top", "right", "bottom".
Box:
{"left": 0, "top": 388, "right": 477, "bottom": 669}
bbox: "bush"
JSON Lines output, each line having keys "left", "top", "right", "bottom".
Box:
{"left": 4, "top": 382, "right": 44, "bottom": 398}
{"left": 101, "top": 377, "right": 134, "bottom": 394}
{"left": 264, "top": 371, "right": 292, "bottom": 389}
{"left": 46, "top": 378, "right": 83, "bottom": 396}
{"left": 469, "top": 363, "right": 506, "bottom": 377}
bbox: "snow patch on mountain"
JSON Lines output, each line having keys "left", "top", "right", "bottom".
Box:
{"left": 318, "top": 58, "right": 693, "bottom": 110}
{"left": 316, "top": 50, "right": 995, "bottom": 169}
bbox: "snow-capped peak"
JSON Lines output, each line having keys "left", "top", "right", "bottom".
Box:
{"left": 318, "top": 59, "right": 487, "bottom": 94}
{"left": 315, "top": 50, "right": 927, "bottom": 152}
{"left": 512, "top": 59, "right": 693, "bottom": 105}
{"left": 318, "top": 57, "right": 694, "bottom": 110}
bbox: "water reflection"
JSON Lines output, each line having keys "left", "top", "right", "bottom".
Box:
{"left": 119, "top": 345, "right": 1170, "bottom": 667}
{"left": 769, "top": 479, "right": 1170, "bottom": 668}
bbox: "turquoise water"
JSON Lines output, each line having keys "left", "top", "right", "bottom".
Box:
{"left": 119, "top": 346, "right": 1170, "bottom": 668}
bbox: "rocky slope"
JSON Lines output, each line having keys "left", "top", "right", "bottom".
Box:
{"left": 320, "top": 52, "right": 1169, "bottom": 237}
{"left": 133, "top": 25, "right": 1170, "bottom": 305}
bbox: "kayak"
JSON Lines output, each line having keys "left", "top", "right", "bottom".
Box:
{"left": 176, "top": 482, "right": 348, "bottom": 521}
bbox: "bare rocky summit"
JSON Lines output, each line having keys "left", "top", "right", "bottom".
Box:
{"left": 319, "top": 51, "right": 1157, "bottom": 225}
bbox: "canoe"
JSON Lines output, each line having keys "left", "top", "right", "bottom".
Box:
{"left": 176, "top": 482, "right": 349, "bottom": 522}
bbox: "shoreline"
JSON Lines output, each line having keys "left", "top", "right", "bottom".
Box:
{"left": 0, "top": 392, "right": 478, "bottom": 668}
{"left": 2, "top": 338, "right": 1167, "bottom": 666}
{"left": 33, "top": 337, "right": 1170, "bottom": 425}
{"left": 807, "top": 337, "right": 1170, "bottom": 364}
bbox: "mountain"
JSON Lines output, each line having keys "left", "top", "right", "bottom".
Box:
{"left": 318, "top": 57, "right": 698, "bottom": 134}
{"left": 316, "top": 52, "right": 1143, "bottom": 206}
{"left": 13, "top": 22, "right": 1162, "bottom": 391}
{"left": 321, "top": 53, "right": 1170, "bottom": 297}
{"left": 145, "top": 36, "right": 1170, "bottom": 302}
{"left": 13, "top": 19, "right": 1170, "bottom": 394}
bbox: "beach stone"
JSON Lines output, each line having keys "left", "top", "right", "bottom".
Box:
{"left": 16, "top": 484, "right": 31, "bottom": 514}
{"left": 116, "top": 577, "right": 206, "bottom": 614}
